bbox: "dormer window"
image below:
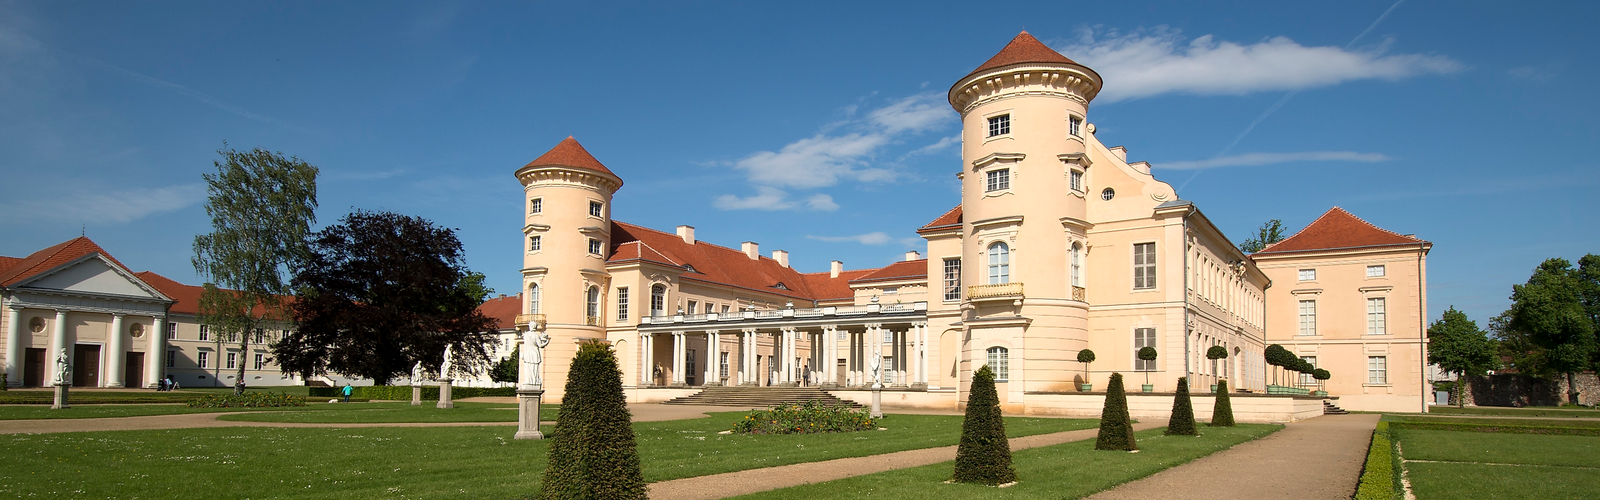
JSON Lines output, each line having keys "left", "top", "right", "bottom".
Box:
{"left": 987, "top": 114, "right": 1010, "bottom": 137}
{"left": 684, "top": 264, "right": 697, "bottom": 273}
{"left": 773, "top": 282, "right": 789, "bottom": 290}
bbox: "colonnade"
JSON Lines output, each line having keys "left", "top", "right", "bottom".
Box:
{"left": 636, "top": 321, "right": 928, "bottom": 389}
{"left": 3, "top": 306, "right": 165, "bottom": 388}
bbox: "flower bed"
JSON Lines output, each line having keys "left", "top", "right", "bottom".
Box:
{"left": 731, "top": 400, "right": 875, "bottom": 435}
{"left": 186, "top": 392, "right": 308, "bottom": 408}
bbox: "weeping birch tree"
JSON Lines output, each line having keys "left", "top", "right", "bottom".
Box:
{"left": 192, "top": 144, "right": 318, "bottom": 394}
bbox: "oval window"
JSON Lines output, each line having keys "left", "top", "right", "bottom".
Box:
{"left": 1101, "top": 188, "right": 1116, "bottom": 201}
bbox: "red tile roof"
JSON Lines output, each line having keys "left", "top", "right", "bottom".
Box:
{"left": 521, "top": 136, "right": 622, "bottom": 185}
{"left": 918, "top": 205, "right": 963, "bottom": 233}
{"left": 0, "top": 237, "right": 131, "bottom": 287}
{"left": 476, "top": 294, "right": 522, "bottom": 331}
{"left": 1254, "top": 207, "right": 1428, "bottom": 255}
{"left": 964, "top": 31, "right": 1089, "bottom": 80}
{"left": 850, "top": 259, "right": 928, "bottom": 284}
{"left": 0, "top": 256, "right": 23, "bottom": 275}
{"left": 799, "top": 268, "right": 880, "bottom": 302}
{"left": 134, "top": 271, "right": 204, "bottom": 315}
{"left": 608, "top": 221, "right": 824, "bottom": 302}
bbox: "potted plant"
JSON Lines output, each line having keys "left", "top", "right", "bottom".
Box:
{"left": 1312, "top": 368, "right": 1330, "bottom": 396}
{"left": 1206, "top": 345, "right": 1228, "bottom": 392}
{"left": 1136, "top": 346, "right": 1158, "bottom": 392}
{"left": 1077, "top": 349, "right": 1095, "bottom": 391}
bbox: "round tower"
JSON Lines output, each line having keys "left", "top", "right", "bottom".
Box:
{"left": 513, "top": 136, "right": 622, "bottom": 401}
{"left": 947, "top": 32, "right": 1102, "bottom": 409}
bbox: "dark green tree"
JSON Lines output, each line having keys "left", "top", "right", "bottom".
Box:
{"left": 275, "top": 210, "right": 499, "bottom": 386}
{"left": 490, "top": 345, "right": 520, "bottom": 384}
{"left": 1206, "top": 345, "right": 1229, "bottom": 380}
{"left": 1077, "top": 349, "right": 1095, "bottom": 389}
{"left": 953, "top": 364, "right": 1015, "bottom": 485}
{"left": 1312, "top": 369, "right": 1331, "bottom": 393}
{"left": 1209, "top": 379, "right": 1235, "bottom": 427}
{"left": 1506, "top": 258, "right": 1598, "bottom": 404}
{"left": 1427, "top": 307, "right": 1498, "bottom": 407}
{"left": 192, "top": 145, "right": 318, "bottom": 393}
{"left": 1264, "top": 344, "right": 1291, "bottom": 386}
{"left": 1166, "top": 377, "right": 1198, "bottom": 436}
{"left": 1095, "top": 373, "right": 1137, "bottom": 451}
{"left": 1239, "top": 219, "right": 1287, "bottom": 254}
{"left": 540, "top": 341, "right": 646, "bottom": 499}
{"left": 1136, "top": 346, "right": 1158, "bottom": 387}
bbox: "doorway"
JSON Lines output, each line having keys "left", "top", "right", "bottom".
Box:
{"left": 73, "top": 344, "right": 101, "bottom": 387}
{"left": 125, "top": 352, "right": 145, "bottom": 388}
{"left": 23, "top": 348, "right": 45, "bottom": 387}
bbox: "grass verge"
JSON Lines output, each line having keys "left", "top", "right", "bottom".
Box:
{"left": 1426, "top": 406, "right": 1600, "bottom": 418}
{"left": 215, "top": 402, "right": 537, "bottom": 423}
{"left": 732, "top": 424, "right": 1280, "bottom": 499}
{"left": 1394, "top": 426, "right": 1600, "bottom": 499}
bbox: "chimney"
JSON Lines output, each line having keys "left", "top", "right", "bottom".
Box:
{"left": 1108, "top": 145, "right": 1128, "bottom": 161}
{"left": 830, "top": 260, "right": 843, "bottom": 278}
{"left": 905, "top": 250, "right": 921, "bottom": 262}
{"left": 741, "top": 241, "right": 759, "bottom": 260}
{"left": 772, "top": 249, "right": 789, "bottom": 268}
{"left": 676, "top": 225, "right": 695, "bottom": 244}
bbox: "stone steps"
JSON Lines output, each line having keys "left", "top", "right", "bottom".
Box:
{"left": 1322, "top": 400, "right": 1350, "bottom": 415}
{"left": 660, "top": 386, "right": 862, "bottom": 408}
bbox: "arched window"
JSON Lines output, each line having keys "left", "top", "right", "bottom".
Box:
{"left": 987, "top": 242, "right": 1010, "bottom": 284}
{"left": 650, "top": 284, "right": 667, "bottom": 316}
{"left": 527, "top": 284, "right": 541, "bottom": 315}
{"left": 1070, "top": 242, "right": 1083, "bottom": 287}
{"left": 986, "top": 346, "right": 1009, "bottom": 381}
{"left": 585, "top": 286, "right": 600, "bottom": 325}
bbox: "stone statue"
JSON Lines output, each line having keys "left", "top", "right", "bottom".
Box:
{"left": 411, "top": 361, "right": 423, "bottom": 384}
{"left": 439, "top": 345, "right": 453, "bottom": 380}
{"left": 524, "top": 333, "right": 551, "bottom": 387}
{"left": 869, "top": 342, "right": 883, "bottom": 388}
{"left": 55, "top": 351, "right": 70, "bottom": 386}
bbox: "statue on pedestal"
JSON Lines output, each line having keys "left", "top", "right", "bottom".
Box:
{"left": 411, "top": 361, "right": 423, "bottom": 385}
{"left": 439, "top": 345, "right": 454, "bottom": 380}
{"left": 55, "top": 351, "right": 70, "bottom": 386}
{"left": 869, "top": 342, "right": 883, "bottom": 389}
{"left": 524, "top": 333, "right": 551, "bottom": 388}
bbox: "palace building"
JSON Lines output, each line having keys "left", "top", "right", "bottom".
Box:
{"left": 506, "top": 32, "right": 1431, "bottom": 416}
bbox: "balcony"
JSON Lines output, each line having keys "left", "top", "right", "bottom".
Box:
{"left": 585, "top": 315, "right": 600, "bottom": 327}
{"left": 1072, "top": 286, "right": 1086, "bottom": 302}
{"left": 515, "top": 314, "right": 546, "bottom": 330}
{"left": 967, "top": 282, "right": 1024, "bottom": 301}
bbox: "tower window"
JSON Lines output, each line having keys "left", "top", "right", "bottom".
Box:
{"left": 588, "top": 238, "right": 603, "bottom": 255}
{"left": 589, "top": 201, "right": 603, "bottom": 218}
{"left": 585, "top": 286, "right": 600, "bottom": 326}
{"left": 1101, "top": 187, "right": 1115, "bottom": 201}
{"left": 529, "top": 235, "right": 541, "bottom": 252}
{"left": 528, "top": 284, "right": 541, "bottom": 315}
{"left": 985, "top": 169, "right": 1010, "bottom": 192}
{"left": 1069, "top": 116, "right": 1083, "bottom": 137}
{"left": 987, "top": 242, "right": 1010, "bottom": 285}
{"left": 529, "top": 198, "right": 542, "bottom": 214}
{"left": 1069, "top": 169, "right": 1084, "bottom": 192}
{"left": 987, "top": 114, "right": 1010, "bottom": 137}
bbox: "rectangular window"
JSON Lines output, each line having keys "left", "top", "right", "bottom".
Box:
{"left": 198, "top": 351, "right": 210, "bottom": 368}
{"left": 1368, "top": 356, "right": 1388, "bottom": 384}
{"left": 529, "top": 198, "right": 542, "bottom": 214}
{"left": 721, "top": 305, "right": 730, "bottom": 314}
{"left": 1300, "top": 356, "right": 1317, "bottom": 385}
{"left": 719, "top": 352, "right": 729, "bottom": 380}
{"left": 1368, "top": 297, "right": 1387, "bottom": 335}
{"left": 167, "top": 350, "right": 176, "bottom": 368}
{"left": 987, "top": 114, "right": 1010, "bottom": 137}
{"left": 226, "top": 352, "right": 237, "bottom": 369}
{"left": 1069, "top": 116, "right": 1083, "bottom": 137}
{"left": 1298, "top": 300, "right": 1317, "bottom": 335}
{"left": 1069, "top": 169, "right": 1083, "bottom": 191}
{"left": 589, "top": 201, "right": 603, "bottom": 218}
{"left": 883, "top": 329, "right": 893, "bottom": 343}
{"left": 529, "top": 235, "right": 541, "bottom": 252}
{"left": 1134, "top": 328, "right": 1156, "bottom": 371}
{"left": 1298, "top": 269, "right": 1316, "bottom": 281}
{"left": 254, "top": 353, "right": 265, "bottom": 370}
{"left": 837, "top": 329, "right": 847, "bottom": 341}
{"left": 1133, "top": 243, "right": 1157, "bottom": 290}
{"left": 942, "top": 258, "right": 961, "bottom": 301}
{"left": 1367, "top": 265, "right": 1386, "bottom": 277}
{"left": 687, "top": 301, "right": 698, "bottom": 316}
{"left": 588, "top": 238, "right": 602, "bottom": 255}
{"left": 616, "top": 287, "right": 629, "bottom": 321}
{"left": 987, "top": 348, "right": 1009, "bottom": 381}
{"left": 165, "top": 323, "right": 176, "bottom": 340}
{"left": 199, "top": 325, "right": 209, "bottom": 341}
{"left": 985, "top": 169, "right": 1010, "bottom": 192}
{"left": 254, "top": 329, "right": 264, "bottom": 344}
{"left": 704, "top": 303, "right": 714, "bottom": 315}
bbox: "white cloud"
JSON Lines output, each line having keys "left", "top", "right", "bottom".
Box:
{"left": 1156, "top": 151, "right": 1392, "bottom": 170}
{"left": 713, "top": 187, "right": 841, "bottom": 212}
{"left": 805, "top": 193, "right": 839, "bottom": 211}
{"left": 807, "top": 232, "right": 893, "bottom": 245}
{"left": 0, "top": 183, "right": 206, "bottom": 224}
{"left": 901, "top": 135, "right": 960, "bottom": 159}
{"left": 866, "top": 92, "right": 953, "bottom": 134}
{"left": 732, "top": 133, "right": 891, "bottom": 189}
{"left": 1061, "top": 28, "right": 1462, "bottom": 102}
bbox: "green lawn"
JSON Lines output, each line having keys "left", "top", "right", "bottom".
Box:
{"left": 215, "top": 402, "right": 538, "bottom": 423}
{"left": 733, "top": 424, "right": 1280, "bottom": 499}
{"left": 1427, "top": 406, "right": 1600, "bottom": 418}
{"left": 0, "top": 412, "right": 1095, "bottom": 499}
{"left": 1397, "top": 428, "right": 1600, "bottom": 468}
{"left": 1395, "top": 427, "right": 1600, "bottom": 500}
{"left": 0, "top": 403, "right": 343, "bottom": 420}
{"left": 1385, "top": 414, "right": 1600, "bottom": 430}
{"left": 0, "top": 390, "right": 210, "bottom": 404}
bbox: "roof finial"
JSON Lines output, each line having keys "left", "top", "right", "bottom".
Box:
{"left": 81, "top": 224, "right": 85, "bottom": 237}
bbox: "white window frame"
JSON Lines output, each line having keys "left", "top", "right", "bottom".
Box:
{"left": 616, "top": 287, "right": 629, "bottom": 321}
{"left": 1368, "top": 356, "right": 1388, "bottom": 384}
{"left": 1133, "top": 242, "right": 1157, "bottom": 290}
{"left": 529, "top": 235, "right": 541, "bottom": 252}
{"left": 986, "top": 346, "right": 1009, "bottom": 381}
{"left": 985, "top": 168, "right": 1010, "bottom": 192}
{"left": 588, "top": 200, "right": 603, "bottom": 218}
{"left": 1298, "top": 300, "right": 1317, "bottom": 336}
{"left": 1069, "top": 169, "right": 1084, "bottom": 192}
{"left": 1367, "top": 265, "right": 1386, "bottom": 278}
{"left": 1070, "top": 243, "right": 1083, "bottom": 287}
{"left": 585, "top": 286, "right": 600, "bottom": 324}
{"left": 226, "top": 352, "right": 237, "bottom": 370}
{"left": 199, "top": 325, "right": 210, "bottom": 341}
{"left": 1368, "top": 297, "right": 1387, "bottom": 335}
{"left": 587, "top": 238, "right": 603, "bottom": 256}
{"left": 528, "top": 284, "right": 541, "bottom": 315}
{"left": 1068, "top": 115, "right": 1083, "bottom": 137}
{"left": 650, "top": 284, "right": 667, "bottom": 316}
{"left": 987, "top": 242, "right": 1011, "bottom": 284}
{"left": 1134, "top": 328, "right": 1156, "bottom": 371}
{"left": 687, "top": 300, "right": 698, "bottom": 316}
{"left": 719, "top": 352, "right": 729, "bottom": 380}
{"left": 254, "top": 353, "right": 266, "bottom": 370}
{"left": 943, "top": 258, "right": 961, "bottom": 301}
{"left": 198, "top": 351, "right": 209, "bottom": 368}
{"left": 529, "top": 198, "right": 542, "bottom": 214}
{"left": 166, "top": 323, "right": 177, "bottom": 340}
{"left": 1298, "top": 269, "right": 1316, "bottom": 281}
{"left": 986, "top": 114, "right": 1010, "bottom": 138}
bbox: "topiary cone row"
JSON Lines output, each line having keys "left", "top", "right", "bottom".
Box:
{"left": 1095, "top": 373, "right": 1137, "bottom": 451}
{"left": 1210, "top": 379, "right": 1235, "bottom": 427}
{"left": 1166, "top": 377, "right": 1198, "bottom": 436}
{"left": 953, "top": 364, "right": 1016, "bottom": 485}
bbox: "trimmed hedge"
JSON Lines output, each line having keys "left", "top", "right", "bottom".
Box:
{"left": 1209, "top": 379, "right": 1235, "bottom": 427}
{"left": 732, "top": 400, "right": 875, "bottom": 435}
{"left": 953, "top": 364, "right": 1015, "bottom": 485}
{"left": 1387, "top": 421, "right": 1600, "bottom": 436}
{"left": 1354, "top": 422, "right": 1399, "bottom": 500}
{"left": 1165, "top": 377, "right": 1198, "bottom": 436}
{"left": 540, "top": 341, "right": 645, "bottom": 499}
{"left": 307, "top": 385, "right": 516, "bottom": 400}
{"left": 187, "top": 392, "right": 307, "bottom": 408}
{"left": 1095, "top": 372, "right": 1137, "bottom": 451}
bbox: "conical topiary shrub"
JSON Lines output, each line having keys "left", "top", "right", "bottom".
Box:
{"left": 1210, "top": 379, "right": 1235, "bottom": 427}
{"left": 1166, "top": 377, "right": 1198, "bottom": 436}
{"left": 1095, "top": 373, "right": 1137, "bottom": 451}
{"left": 539, "top": 341, "right": 646, "bottom": 500}
{"left": 953, "top": 365, "right": 1015, "bottom": 485}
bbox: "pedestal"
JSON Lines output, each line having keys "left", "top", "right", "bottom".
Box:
{"left": 52, "top": 383, "right": 70, "bottom": 410}
{"left": 436, "top": 379, "right": 454, "bottom": 409}
{"left": 870, "top": 387, "right": 883, "bottom": 419}
{"left": 514, "top": 386, "right": 545, "bottom": 440}
{"left": 411, "top": 385, "right": 422, "bottom": 406}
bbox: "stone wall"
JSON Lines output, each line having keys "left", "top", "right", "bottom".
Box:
{"left": 1462, "top": 372, "right": 1599, "bottom": 407}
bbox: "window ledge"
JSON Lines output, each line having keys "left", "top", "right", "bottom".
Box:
{"left": 1363, "top": 383, "right": 1392, "bottom": 387}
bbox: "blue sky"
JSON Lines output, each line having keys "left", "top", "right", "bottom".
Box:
{"left": 2, "top": 1, "right": 1595, "bottom": 326}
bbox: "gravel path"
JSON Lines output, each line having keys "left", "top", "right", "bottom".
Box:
{"left": 647, "top": 419, "right": 1169, "bottom": 500}
{"left": 1084, "top": 414, "right": 1380, "bottom": 500}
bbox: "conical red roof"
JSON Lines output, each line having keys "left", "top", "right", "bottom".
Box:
{"left": 966, "top": 31, "right": 1084, "bottom": 78}
{"left": 521, "top": 136, "right": 622, "bottom": 184}
{"left": 1255, "top": 207, "right": 1427, "bottom": 255}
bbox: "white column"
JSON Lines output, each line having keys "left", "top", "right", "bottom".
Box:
{"left": 670, "top": 332, "right": 683, "bottom": 385}
{"left": 704, "top": 331, "right": 719, "bottom": 386}
{"left": 105, "top": 313, "right": 125, "bottom": 388}
{"left": 47, "top": 309, "right": 67, "bottom": 386}
{"left": 916, "top": 322, "right": 928, "bottom": 385}
{"left": 639, "top": 332, "right": 651, "bottom": 386}
{"left": 822, "top": 326, "right": 834, "bottom": 385}
{"left": 147, "top": 317, "right": 166, "bottom": 389}
{"left": 4, "top": 306, "right": 22, "bottom": 388}
{"left": 783, "top": 328, "right": 796, "bottom": 384}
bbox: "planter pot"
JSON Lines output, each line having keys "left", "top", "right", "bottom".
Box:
{"left": 1079, "top": 383, "right": 1092, "bottom": 392}
{"left": 1142, "top": 384, "right": 1154, "bottom": 393}
{"left": 1210, "top": 384, "right": 1218, "bottom": 393}
{"left": 1314, "top": 390, "right": 1328, "bottom": 397}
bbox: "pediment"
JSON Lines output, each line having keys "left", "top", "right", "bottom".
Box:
{"left": 18, "top": 255, "right": 166, "bottom": 300}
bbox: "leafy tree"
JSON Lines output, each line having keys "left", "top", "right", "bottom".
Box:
{"left": 953, "top": 364, "right": 1015, "bottom": 485}
{"left": 540, "top": 341, "right": 646, "bottom": 499}
{"left": 275, "top": 210, "right": 499, "bottom": 386}
{"left": 192, "top": 145, "right": 318, "bottom": 394}
{"left": 1209, "top": 379, "right": 1235, "bottom": 427}
{"left": 1312, "top": 369, "right": 1331, "bottom": 393}
{"left": 1427, "top": 306, "right": 1498, "bottom": 408}
{"left": 1166, "top": 377, "right": 1198, "bottom": 436}
{"left": 1137, "top": 346, "right": 1158, "bottom": 386}
{"left": 1077, "top": 349, "right": 1095, "bottom": 389}
{"left": 1206, "top": 345, "right": 1229, "bottom": 380}
{"left": 1505, "top": 258, "right": 1598, "bottom": 404}
{"left": 1264, "top": 344, "right": 1292, "bottom": 385}
{"left": 1095, "top": 373, "right": 1137, "bottom": 451}
{"left": 1239, "top": 219, "right": 1287, "bottom": 254}
{"left": 490, "top": 345, "right": 520, "bottom": 384}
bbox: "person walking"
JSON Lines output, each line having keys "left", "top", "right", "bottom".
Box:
{"left": 341, "top": 383, "right": 353, "bottom": 403}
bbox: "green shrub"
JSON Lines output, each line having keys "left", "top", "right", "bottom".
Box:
{"left": 1354, "top": 422, "right": 1399, "bottom": 500}
{"left": 1166, "top": 377, "right": 1198, "bottom": 436}
{"left": 1206, "top": 345, "right": 1228, "bottom": 361}
{"left": 307, "top": 385, "right": 516, "bottom": 400}
{"left": 1210, "top": 379, "right": 1235, "bottom": 427}
{"left": 539, "top": 341, "right": 645, "bottom": 500}
{"left": 953, "top": 365, "right": 1015, "bottom": 485}
{"left": 731, "top": 400, "right": 875, "bottom": 435}
{"left": 1095, "top": 372, "right": 1137, "bottom": 451}
{"left": 186, "top": 392, "right": 307, "bottom": 408}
